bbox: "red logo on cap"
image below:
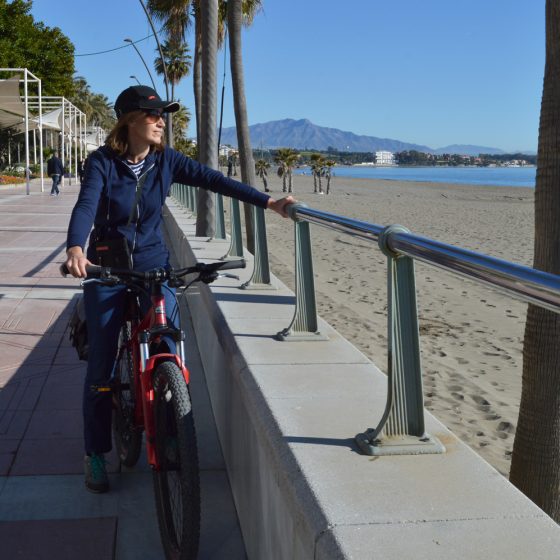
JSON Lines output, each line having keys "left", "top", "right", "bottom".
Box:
{"left": 148, "top": 95, "right": 156, "bottom": 100}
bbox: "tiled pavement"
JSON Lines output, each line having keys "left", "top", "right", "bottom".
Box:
{"left": 0, "top": 179, "right": 246, "bottom": 559}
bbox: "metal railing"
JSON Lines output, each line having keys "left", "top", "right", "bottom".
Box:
{"left": 170, "top": 187, "right": 560, "bottom": 457}
{"left": 281, "top": 203, "right": 560, "bottom": 457}
{"left": 170, "top": 184, "right": 274, "bottom": 289}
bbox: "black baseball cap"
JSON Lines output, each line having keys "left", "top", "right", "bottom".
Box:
{"left": 114, "top": 85, "right": 180, "bottom": 118}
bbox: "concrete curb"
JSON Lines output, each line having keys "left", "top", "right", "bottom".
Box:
{"left": 163, "top": 199, "right": 560, "bottom": 560}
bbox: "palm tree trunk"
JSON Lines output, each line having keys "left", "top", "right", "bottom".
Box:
{"left": 313, "top": 171, "right": 317, "bottom": 192}
{"left": 509, "top": 0, "right": 560, "bottom": 522}
{"left": 288, "top": 170, "right": 293, "bottom": 193}
{"left": 195, "top": 0, "right": 218, "bottom": 237}
{"left": 228, "top": 0, "right": 256, "bottom": 252}
{"left": 327, "top": 173, "right": 331, "bottom": 194}
{"left": 194, "top": 2, "right": 202, "bottom": 145}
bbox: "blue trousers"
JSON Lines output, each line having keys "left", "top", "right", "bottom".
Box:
{"left": 83, "top": 281, "right": 179, "bottom": 454}
{"left": 50, "top": 174, "right": 60, "bottom": 195}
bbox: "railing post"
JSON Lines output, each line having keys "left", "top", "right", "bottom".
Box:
{"left": 190, "top": 186, "right": 198, "bottom": 214}
{"left": 241, "top": 206, "right": 274, "bottom": 289}
{"left": 277, "top": 203, "right": 327, "bottom": 341}
{"left": 222, "top": 197, "right": 244, "bottom": 258}
{"left": 356, "top": 224, "right": 445, "bottom": 456}
{"left": 215, "top": 193, "right": 226, "bottom": 239}
{"left": 178, "top": 184, "right": 185, "bottom": 207}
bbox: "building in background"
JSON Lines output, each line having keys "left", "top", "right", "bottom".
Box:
{"left": 375, "top": 151, "right": 395, "bottom": 166}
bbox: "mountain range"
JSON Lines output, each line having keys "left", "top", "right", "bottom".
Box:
{"left": 219, "top": 118, "right": 507, "bottom": 156}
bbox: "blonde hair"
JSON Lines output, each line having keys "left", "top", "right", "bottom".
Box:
{"left": 105, "top": 110, "right": 165, "bottom": 156}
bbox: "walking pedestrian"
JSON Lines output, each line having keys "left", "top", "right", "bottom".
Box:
{"left": 47, "top": 151, "right": 64, "bottom": 196}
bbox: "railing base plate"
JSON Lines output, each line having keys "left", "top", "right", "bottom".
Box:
{"left": 355, "top": 431, "right": 445, "bottom": 456}
{"left": 275, "top": 329, "right": 329, "bottom": 342}
{"left": 240, "top": 281, "right": 277, "bottom": 291}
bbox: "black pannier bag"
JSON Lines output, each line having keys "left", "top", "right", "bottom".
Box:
{"left": 69, "top": 296, "right": 88, "bottom": 361}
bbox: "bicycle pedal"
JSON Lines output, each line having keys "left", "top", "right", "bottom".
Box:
{"left": 90, "top": 384, "right": 112, "bottom": 393}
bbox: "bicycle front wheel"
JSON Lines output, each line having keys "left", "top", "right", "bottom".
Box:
{"left": 152, "top": 361, "right": 200, "bottom": 560}
{"left": 112, "top": 321, "right": 142, "bottom": 467}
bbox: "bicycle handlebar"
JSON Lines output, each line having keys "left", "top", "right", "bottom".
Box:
{"left": 59, "top": 259, "right": 246, "bottom": 285}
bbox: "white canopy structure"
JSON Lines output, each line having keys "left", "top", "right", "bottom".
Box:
{"left": 0, "top": 69, "right": 43, "bottom": 192}
{"left": 0, "top": 68, "right": 106, "bottom": 193}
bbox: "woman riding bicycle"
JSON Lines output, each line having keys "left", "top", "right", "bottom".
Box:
{"left": 64, "top": 85, "right": 294, "bottom": 493}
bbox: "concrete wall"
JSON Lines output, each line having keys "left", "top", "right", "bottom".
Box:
{"left": 164, "top": 200, "right": 560, "bottom": 560}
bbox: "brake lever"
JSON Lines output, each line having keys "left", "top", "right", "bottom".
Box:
{"left": 80, "top": 277, "right": 119, "bottom": 287}
{"left": 217, "top": 272, "right": 240, "bottom": 280}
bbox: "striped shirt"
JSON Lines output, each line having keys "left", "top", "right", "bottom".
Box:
{"left": 124, "top": 159, "right": 145, "bottom": 179}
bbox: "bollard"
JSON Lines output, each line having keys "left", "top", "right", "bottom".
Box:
{"left": 355, "top": 225, "right": 445, "bottom": 456}
{"left": 222, "top": 197, "right": 244, "bottom": 259}
{"left": 277, "top": 203, "right": 327, "bottom": 341}
{"left": 242, "top": 206, "right": 275, "bottom": 290}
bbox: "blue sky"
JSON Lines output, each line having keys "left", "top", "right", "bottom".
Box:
{"left": 30, "top": 0, "right": 544, "bottom": 152}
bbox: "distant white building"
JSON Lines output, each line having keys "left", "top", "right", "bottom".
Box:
{"left": 219, "top": 144, "right": 235, "bottom": 157}
{"left": 375, "top": 151, "right": 395, "bottom": 166}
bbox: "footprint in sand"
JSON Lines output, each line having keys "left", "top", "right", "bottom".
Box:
{"left": 497, "top": 421, "right": 514, "bottom": 433}
{"left": 472, "top": 395, "right": 490, "bottom": 406}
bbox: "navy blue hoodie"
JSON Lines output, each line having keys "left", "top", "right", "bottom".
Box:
{"left": 67, "top": 146, "right": 271, "bottom": 271}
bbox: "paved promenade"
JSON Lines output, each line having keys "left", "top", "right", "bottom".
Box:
{"left": 0, "top": 179, "right": 245, "bottom": 559}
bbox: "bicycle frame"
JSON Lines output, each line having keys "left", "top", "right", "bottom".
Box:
{"left": 124, "top": 282, "right": 189, "bottom": 470}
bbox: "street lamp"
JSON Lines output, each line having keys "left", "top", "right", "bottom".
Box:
{"left": 130, "top": 75, "right": 141, "bottom": 85}
{"left": 124, "top": 38, "right": 157, "bottom": 92}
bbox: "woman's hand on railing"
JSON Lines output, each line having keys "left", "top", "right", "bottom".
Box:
{"left": 267, "top": 195, "right": 297, "bottom": 218}
{"left": 63, "top": 246, "right": 92, "bottom": 278}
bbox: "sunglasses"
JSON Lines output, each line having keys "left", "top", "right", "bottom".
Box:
{"left": 142, "top": 109, "right": 165, "bottom": 123}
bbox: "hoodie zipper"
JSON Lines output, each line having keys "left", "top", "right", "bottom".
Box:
{"left": 130, "top": 162, "right": 155, "bottom": 267}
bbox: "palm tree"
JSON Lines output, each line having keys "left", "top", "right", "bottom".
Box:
{"left": 309, "top": 153, "right": 325, "bottom": 193}
{"left": 89, "top": 93, "right": 115, "bottom": 129}
{"left": 324, "top": 160, "right": 336, "bottom": 194}
{"left": 69, "top": 76, "right": 93, "bottom": 120}
{"left": 255, "top": 158, "right": 270, "bottom": 192}
{"left": 154, "top": 39, "right": 192, "bottom": 101}
{"left": 509, "top": 0, "right": 560, "bottom": 522}
{"left": 195, "top": 0, "right": 218, "bottom": 236}
{"left": 171, "top": 105, "right": 191, "bottom": 144}
{"left": 275, "top": 148, "right": 299, "bottom": 193}
{"left": 227, "top": 0, "right": 262, "bottom": 251}
{"left": 148, "top": 0, "right": 229, "bottom": 147}
{"left": 147, "top": 0, "right": 197, "bottom": 135}
{"left": 69, "top": 76, "right": 115, "bottom": 130}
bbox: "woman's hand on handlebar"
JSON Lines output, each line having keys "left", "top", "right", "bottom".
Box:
{"left": 64, "top": 246, "right": 91, "bottom": 278}
{"left": 267, "top": 195, "right": 296, "bottom": 218}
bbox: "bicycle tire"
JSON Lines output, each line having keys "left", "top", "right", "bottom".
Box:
{"left": 112, "top": 321, "right": 142, "bottom": 467}
{"left": 152, "top": 361, "right": 200, "bottom": 560}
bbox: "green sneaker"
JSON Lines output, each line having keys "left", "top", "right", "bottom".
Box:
{"left": 84, "top": 453, "right": 109, "bottom": 493}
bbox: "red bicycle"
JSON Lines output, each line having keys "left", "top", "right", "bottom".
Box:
{"left": 63, "top": 259, "right": 245, "bottom": 560}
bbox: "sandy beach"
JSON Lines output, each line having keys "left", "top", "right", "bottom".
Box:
{"left": 255, "top": 172, "right": 534, "bottom": 477}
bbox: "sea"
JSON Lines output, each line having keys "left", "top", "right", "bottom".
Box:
{"left": 294, "top": 166, "right": 536, "bottom": 188}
